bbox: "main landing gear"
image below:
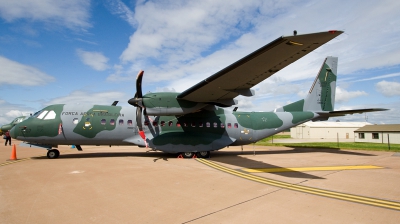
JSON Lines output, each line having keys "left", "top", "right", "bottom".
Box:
{"left": 180, "top": 151, "right": 210, "bottom": 159}
{"left": 47, "top": 149, "right": 60, "bottom": 159}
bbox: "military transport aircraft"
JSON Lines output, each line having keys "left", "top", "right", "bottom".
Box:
{"left": 1, "top": 116, "right": 26, "bottom": 132}
{"left": 10, "top": 30, "right": 387, "bottom": 159}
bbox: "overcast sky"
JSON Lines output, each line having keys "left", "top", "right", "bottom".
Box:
{"left": 0, "top": 0, "right": 399, "bottom": 125}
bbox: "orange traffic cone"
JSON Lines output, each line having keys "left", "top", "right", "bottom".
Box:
{"left": 9, "top": 144, "right": 17, "bottom": 160}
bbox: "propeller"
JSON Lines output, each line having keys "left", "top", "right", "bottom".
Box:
{"left": 128, "top": 70, "right": 148, "bottom": 147}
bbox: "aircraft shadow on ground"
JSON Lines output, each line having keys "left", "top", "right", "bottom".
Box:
{"left": 207, "top": 147, "right": 376, "bottom": 179}
{"left": 209, "top": 154, "right": 324, "bottom": 179}
{"left": 31, "top": 147, "right": 376, "bottom": 178}
{"left": 32, "top": 151, "right": 176, "bottom": 162}
{"left": 216, "top": 147, "right": 376, "bottom": 157}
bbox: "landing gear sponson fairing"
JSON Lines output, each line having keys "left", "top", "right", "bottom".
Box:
{"left": 10, "top": 31, "right": 387, "bottom": 159}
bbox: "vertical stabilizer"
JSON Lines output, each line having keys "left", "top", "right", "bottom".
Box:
{"left": 275, "top": 56, "right": 338, "bottom": 112}
{"left": 303, "top": 56, "right": 337, "bottom": 111}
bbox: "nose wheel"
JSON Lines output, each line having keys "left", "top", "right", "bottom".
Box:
{"left": 47, "top": 149, "right": 60, "bottom": 159}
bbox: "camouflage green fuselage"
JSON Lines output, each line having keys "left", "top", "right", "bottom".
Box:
{"left": 10, "top": 104, "right": 318, "bottom": 153}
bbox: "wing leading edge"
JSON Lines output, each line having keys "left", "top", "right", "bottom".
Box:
{"left": 177, "top": 30, "right": 343, "bottom": 106}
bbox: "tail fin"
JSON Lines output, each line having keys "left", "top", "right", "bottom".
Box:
{"left": 275, "top": 56, "right": 338, "bottom": 112}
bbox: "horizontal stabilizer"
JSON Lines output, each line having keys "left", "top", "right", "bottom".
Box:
{"left": 317, "top": 108, "right": 388, "bottom": 117}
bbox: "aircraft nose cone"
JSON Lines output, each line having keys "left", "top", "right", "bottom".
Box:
{"left": 1, "top": 124, "right": 11, "bottom": 132}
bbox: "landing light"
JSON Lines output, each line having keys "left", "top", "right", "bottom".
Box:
{"left": 328, "top": 30, "right": 337, "bottom": 34}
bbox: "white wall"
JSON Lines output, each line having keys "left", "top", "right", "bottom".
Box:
{"left": 291, "top": 126, "right": 359, "bottom": 139}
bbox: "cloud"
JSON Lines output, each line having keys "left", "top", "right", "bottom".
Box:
{"left": 76, "top": 49, "right": 109, "bottom": 71}
{"left": 335, "top": 86, "right": 368, "bottom": 103}
{"left": 104, "top": 0, "right": 136, "bottom": 27}
{"left": 0, "top": 99, "right": 33, "bottom": 126}
{"left": 44, "top": 90, "right": 127, "bottom": 106}
{"left": 107, "top": 1, "right": 400, "bottom": 89}
{"left": 119, "top": 1, "right": 270, "bottom": 63}
{"left": 376, "top": 80, "right": 400, "bottom": 97}
{"left": 356, "top": 72, "right": 400, "bottom": 82}
{"left": 0, "top": 0, "right": 91, "bottom": 30}
{"left": 0, "top": 56, "right": 55, "bottom": 86}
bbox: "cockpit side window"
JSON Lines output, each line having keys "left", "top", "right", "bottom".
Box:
{"left": 44, "top": 111, "right": 56, "bottom": 120}
{"left": 36, "top": 110, "right": 48, "bottom": 119}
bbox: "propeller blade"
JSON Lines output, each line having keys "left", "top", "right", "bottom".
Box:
{"left": 128, "top": 70, "right": 145, "bottom": 107}
{"left": 136, "top": 70, "right": 144, "bottom": 98}
{"left": 136, "top": 107, "right": 143, "bottom": 132}
{"left": 136, "top": 106, "right": 147, "bottom": 147}
{"left": 130, "top": 70, "right": 147, "bottom": 147}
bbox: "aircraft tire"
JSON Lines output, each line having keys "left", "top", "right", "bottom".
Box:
{"left": 47, "top": 149, "right": 60, "bottom": 159}
{"left": 196, "top": 151, "right": 210, "bottom": 158}
{"left": 181, "top": 152, "right": 194, "bottom": 158}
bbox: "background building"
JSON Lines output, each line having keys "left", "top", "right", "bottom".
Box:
{"left": 354, "top": 124, "right": 400, "bottom": 144}
{"left": 291, "top": 122, "right": 371, "bottom": 140}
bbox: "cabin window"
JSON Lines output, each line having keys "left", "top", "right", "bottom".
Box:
{"left": 73, "top": 118, "right": 79, "bottom": 125}
{"left": 372, "top": 133, "right": 379, "bottom": 139}
{"left": 160, "top": 121, "right": 165, "bottom": 126}
{"left": 198, "top": 122, "right": 203, "bottom": 127}
{"left": 119, "top": 119, "right": 124, "bottom": 125}
{"left": 191, "top": 122, "right": 196, "bottom": 127}
{"left": 44, "top": 110, "right": 56, "bottom": 120}
{"left": 183, "top": 122, "right": 187, "bottom": 127}
{"left": 168, "top": 121, "right": 173, "bottom": 126}
{"left": 358, "top": 133, "right": 365, "bottom": 139}
{"left": 36, "top": 110, "right": 48, "bottom": 119}
{"left": 213, "top": 122, "right": 218, "bottom": 128}
{"left": 127, "top": 120, "right": 133, "bottom": 126}
{"left": 101, "top": 119, "right": 106, "bottom": 125}
{"left": 227, "top": 123, "right": 232, "bottom": 128}
{"left": 206, "top": 122, "right": 210, "bottom": 128}
{"left": 110, "top": 119, "right": 115, "bottom": 125}
{"left": 153, "top": 121, "right": 158, "bottom": 127}
{"left": 176, "top": 122, "right": 181, "bottom": 127}
{"left": 220, "top": 123, "right": 225, "bottom": 128}
{"left": 234, "top": 123, "right": 238, "bottom": 128}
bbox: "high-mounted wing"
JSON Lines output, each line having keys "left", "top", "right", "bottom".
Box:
{"left": 177, "top": 30, "right": 343, "bottom": 106}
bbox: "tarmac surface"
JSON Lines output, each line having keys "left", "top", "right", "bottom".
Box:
{"left": 269, "top": 137, "right": 355, "bottom": 143}
{"left": 1, "top": 140, "right": 400, "bottom": 223}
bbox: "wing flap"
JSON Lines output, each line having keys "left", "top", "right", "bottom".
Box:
{"left": 178, "top": 30, "right": 343, "bottom": 105}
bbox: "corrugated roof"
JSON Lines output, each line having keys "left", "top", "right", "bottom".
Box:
{"left": 298, "top": 121, "right": 371, "bottom": 128}
{"left": 354, "top": 124, "right": 400, "bottom": 132}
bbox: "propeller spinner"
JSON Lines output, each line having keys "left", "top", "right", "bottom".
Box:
{"left": 128, "top": 70, "right": 147, "bottom": 147}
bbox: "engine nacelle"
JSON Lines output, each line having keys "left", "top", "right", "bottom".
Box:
{"left": 142, "top": 92, "right": 207, "bottom": 115}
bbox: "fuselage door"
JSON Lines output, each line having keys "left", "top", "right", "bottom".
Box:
{"left": 236, "top": 112, "right": 253, "bottom": 142}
